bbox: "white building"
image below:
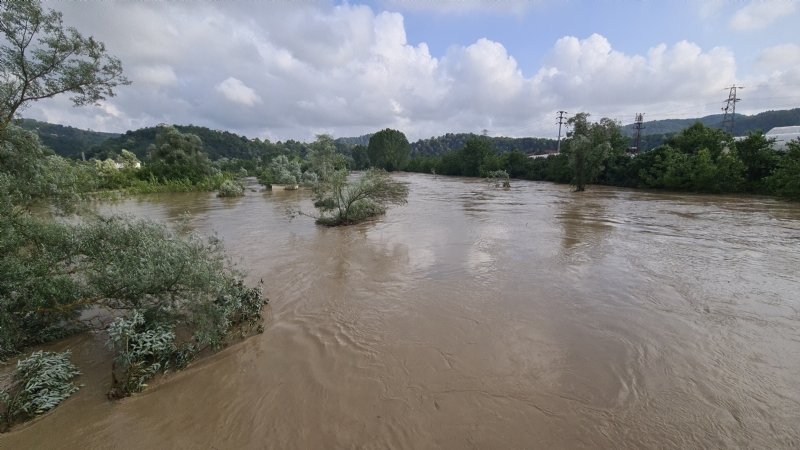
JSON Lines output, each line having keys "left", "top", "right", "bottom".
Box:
{"left": 766, "top": 126, "right": 800, "bottom": 151}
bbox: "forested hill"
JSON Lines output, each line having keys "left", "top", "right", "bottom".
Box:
{"left": 17, "top": 118, "right": 120, "bottom": 159}
{"left": 333, "top": 133, "right": 558, "bottom": 156}
{"left": 23, "top": 107, "right": 798, "bottom": 161}
{"left": 335, "top": 134, "right": 372, "bottom": 147}
{"left": 411, "top": 133, "right": 557, "bottom": 156}
{"left": 622, "top": 108, "right": 800, "bottom": 137}
{"left": 84, "top": 124, "right": 283, "bottom": 161}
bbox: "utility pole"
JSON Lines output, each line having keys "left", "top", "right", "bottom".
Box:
{"left": 721, "top": 85, "right": 743, "bottom": 136}
{"left": 556, "top": 110, "right": 567, "bottom": 153}
{"left": 632, "top": 113, "right": 645, "bottom": 154}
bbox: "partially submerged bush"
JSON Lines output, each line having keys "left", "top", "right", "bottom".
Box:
{"left": 0, "top": 213, "right": 87, "bottom": 359}
{"left": 259, "top": 155, "right": 302, "bottom": 187}
{"left": 486, "top": 169, "right": 511, "bottom": 188}
{"left": 0, "top": 213, "right": 267, "bottom": 399}
{"left": 0, "top": 351, "right": 81, "bottom": 431}
{"left": 313, "top": 169, "right": 408, "bottom": 226}
{"left": 106, "top": 311, "right": 178, "bottom": 398}
{"left": 217, "top": 179, "right": 245, "bottom": 197}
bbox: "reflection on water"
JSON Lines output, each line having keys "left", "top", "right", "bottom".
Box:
{"left": 3, "top": 174, "right": 800, "bottom": 449}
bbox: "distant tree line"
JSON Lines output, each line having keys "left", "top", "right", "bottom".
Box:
{"left": 404, "top": 115, "right": 800, "bottom": 200}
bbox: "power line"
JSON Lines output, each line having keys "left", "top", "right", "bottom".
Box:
{"left": 556, "top": 110, "right": 567, "bottom": 152}
{"left": 632, "top": 113, "right": 645, "bottom": 153}
{"left": 722, "top": 84, "right": 744, "bottom": 135}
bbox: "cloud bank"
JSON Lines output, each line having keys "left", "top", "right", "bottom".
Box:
{"left": 22, "top": 2, "right": 799, "bottom": 141}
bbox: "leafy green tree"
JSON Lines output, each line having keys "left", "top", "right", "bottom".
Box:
{"left": 0, "top": 0, "right": 129, "bottom": 129}
{"left": 308, "top": 134, "right": 348, "bottom": 182}
{"left": 313, "top": 169, "right": 408, "bottom": 226}
{"left": 735, "top": 132, "right": 780, "bottom": 189}
{"left": 666, "top": 122, "right": 730, "bottom": 158}
{"left": 368, "top": 128, "right": 410, "bottom": 171}
{"left": 564, "top": 113, "right": 617, "bottom": 191}
{"left": 145, "top": 126, "right": 213, "bottom": 183}
{"left": 502, "top": 150, "right": 531, "bottom": 178}
{"left": 117, "top": 149, "right": 140, "bottom": 170}
{"left": 0, "top": 125, "right": 86, "bottom": 211}
{"left": 351, "top": 144, "right": 370, "bottom": 170}
{"left": 767, "top": 140, "right": 800, "bottom": 200}
{"left": 438, "top": 150, "right": 463, "bottom": 176}
{"left": 259, "top": 155, "right": 301, "bottom": 186}
{"left": 461, "top": 137, "right": 494, "bottom": 177}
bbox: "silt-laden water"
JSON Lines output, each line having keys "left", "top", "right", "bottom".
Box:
{"left": 3, "top": 173, "right": 799, "bottom": 449}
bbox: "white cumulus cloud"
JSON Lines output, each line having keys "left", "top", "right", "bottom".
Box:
{"left": 730, "top": 0, "right": 798, "bottom": 31}
{"left": 18, "top": 2, "right": 787, "bottom": 140}
{"left": 215, "top": 77, "right": 262, "bottom": 107}
{"left": 757, "top": 43, "right": 800, "bottom": 70}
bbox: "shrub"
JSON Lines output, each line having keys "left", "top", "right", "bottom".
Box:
{"left": 217, "top": 179, "right": 245, "bottom": 197}
{"left": 313, "top": 169, "right": 408, "bottom": 226}
{"left": 486, "top": 169, "right": 510, "bottom": 188}
{"left": 0, "top": 351, "right": 80, "bottom": 431}
{"left": 0, "top": 213, "right": 267, "bottom": 399}
{"left": 106, "top": 311, "right": 177, "bottom": 398}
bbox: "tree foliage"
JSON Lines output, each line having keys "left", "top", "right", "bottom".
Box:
{"left": 767, "top": 140, "right": 800, "bottom": 200}
{"left": 0, "top": 0, "right": 129, "bottom": 129}
{"left": 259, "top": 154, "right": 301, "bottom": 186}
{"left": 0, "top": 125, "right": 88, "bottom": 211}
{"left": 403, "top": 119, "right": 799, "bottom": 200}
{"left": 313, "top": 169, "right": 409, "bottom": 226}
{"left": 144, "top": 126, "right": 214, "bottom": 183}
{"left": 563, "top": 113, "right": 620, "bottom": 191}
{"left": 368, "top": 128, "right": 410, "bottom": 171}
{"left": 0, "top": 350, "right": 80, "bottom": 430}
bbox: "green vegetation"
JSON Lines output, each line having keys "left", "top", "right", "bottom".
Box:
{"left": 486, "top": 170, "right": 510, "bottom": 188}
{"left": 766, "top": 140, "right": 800, "bottom": 200}
{"left": 297, "top": 135, "right": 408, "bottom": 226}
{"left": 411, "top": 133, "right": 557, "bottom": 158}
{"left": 565, "top": 114, "right": 621, "bottom": 191}
{"left": 1, "top": 206, "right": 266, "bottom": 400}
{"left": 17, "top": 118, "right": 119, "bottom": 159}
{"left": 143, "top": 126, "right": 214, "bottom": 183}
{"left": 367, "top": 128, "right": 411, "bottom": 172}
{"left": 0, "top": 351, "right": 81, "bottom": 431}
{"left": 217, "top": 179, "right": 245, "bottom": 197}
{"left": 0, "top": 0, "right": 266, "bottom": 430}
{"left": 258, "top": 154, "right": 302, "bottom": 187}
{"left": 313, "top": 169, "right": 409, "bottom": 226}
{"left": 404, "top": 113, "right": 800, "bottom": 200}
{"left": 0, "top": 0, "right": 129, "bottom": 130}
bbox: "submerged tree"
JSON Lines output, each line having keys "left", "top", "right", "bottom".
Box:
{"left": 313, "top": 169, "right": 408, "bottom": 226}
{"left": 0, "top": 0, "right": 129, "bottom": 129}
{"left": 564, "top": 113, "right": 621, "bottom": 191}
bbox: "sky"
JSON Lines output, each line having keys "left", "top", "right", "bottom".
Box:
{"left": 19, "top": 0, "right": 800, "bottom": 141}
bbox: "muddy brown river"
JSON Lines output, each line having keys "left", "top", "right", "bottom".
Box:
{"left": 3, "top": 173, "right": 800, "bottom": 449}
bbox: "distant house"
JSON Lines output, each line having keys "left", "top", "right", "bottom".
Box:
{"left": 766, "top": 126, "right": 800, "bottom": 151}
{"left": 528, "top": 151, "right": 560, "bottom": 159}
{"left": 113, "top": 161, "right": 141, "bottom": 170}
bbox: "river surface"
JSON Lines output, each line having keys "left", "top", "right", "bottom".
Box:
{"left": 3, "top": 173, "right": 800, "bottom": 449}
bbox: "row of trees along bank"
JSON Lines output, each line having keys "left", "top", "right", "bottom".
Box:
{"left": 403, "top": 114, "right": 800, "bottom": 200}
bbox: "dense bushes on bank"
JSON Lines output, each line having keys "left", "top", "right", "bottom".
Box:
{"left": 405, "top": 121, "right": 800, "bottom": 200}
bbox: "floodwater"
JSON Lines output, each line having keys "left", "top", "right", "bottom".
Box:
{"left": 3, "top": 173, "right": 800, "bottom": 449}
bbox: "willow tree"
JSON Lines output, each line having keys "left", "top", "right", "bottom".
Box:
{"left": 0, "top": 0, "right": 129, "bottom": 130}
